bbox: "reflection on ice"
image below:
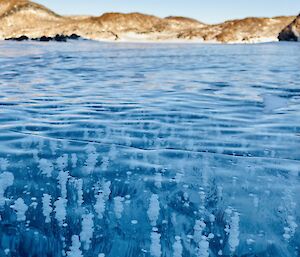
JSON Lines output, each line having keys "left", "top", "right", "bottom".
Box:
{"left": 263, "top": 94, "right": 289, "bottom": 112}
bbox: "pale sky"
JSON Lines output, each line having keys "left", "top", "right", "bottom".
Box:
{"left": 35, "top": 0, "right": 300, "bottom": 24}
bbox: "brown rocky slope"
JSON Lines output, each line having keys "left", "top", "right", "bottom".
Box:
{"left": 278, "top": 14, "right": 300, "bottom": 41}
{"left": 0, "top": 0, "right": 297, "bottom": 43}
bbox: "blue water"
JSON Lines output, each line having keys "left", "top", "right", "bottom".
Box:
{"left": 0, "top": 41, "right": 299, "bottom": 257}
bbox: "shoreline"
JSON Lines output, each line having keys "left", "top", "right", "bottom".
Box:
{"left": 0, "top": 36, "right": 281, "bottom": 45}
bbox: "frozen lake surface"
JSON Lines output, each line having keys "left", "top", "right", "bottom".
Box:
{"left": 0, "top": 41, "right": 299, "bottom": 257}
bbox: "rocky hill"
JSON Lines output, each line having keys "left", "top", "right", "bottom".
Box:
{"left": 278, "top": 14, "right": 300, "bottom": 41}
{"left": 0, "top": 0, "right": 297, "bottom": 43}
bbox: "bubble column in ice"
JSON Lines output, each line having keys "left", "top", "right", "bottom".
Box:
{"left": 0, "top": 158, "right": 9, "bottom": 171}
{"left": 67, "top": 235, "right": 83, "bottom": 257}
{"left": 95, "top": 190, "right": 106, "bottom": 219}
{"left": 0, "top": 172, "right": 14, "bottom": 207}
{"left": 57, "top": 169, "right": 70, "bottom": 199}
{"left": 11, "top": 198, "right": 28, "bottom": 222}
{"left": 114, "top": 196, "right": 124, "bottom": 219}
{"left": 42, "top": 193, "right": 52, "bottom": 223}
{"left": 148, "top": 194, "right": 161, "bottom": 257}
{"left": 281, "top": 189, "right": 298, "bottom": 241}
{"left": 228, "top": 211, "right": 240, "bottom": 254}
{"left": 80, "top": 213, "right": 94, "bottom": 251}
{"left": 74, "top": 179, "right": 84, "bottom": 207}
{"left": 83, "top": 144, "right": 98, "bottom": 175}
{"left": 150, "top": 228, "right": 162, "bottom": 257}
{"left": 54, "top": 197, "right": 67, "bottom": 226}
{"left": 38, "top": 159, "right": 54, "bottom": 178}
{"left": 193, "top": 219, "right": 209, "bottom": 257}
{"left": 173, "top": 236, "right": 183, "bottom": 257}
{"left": 147, "top": 194, "right": 160, "bottom": 226}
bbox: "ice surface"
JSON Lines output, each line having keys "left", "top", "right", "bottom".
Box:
{"left": 0, "top": 42, "right": 299, "bottom": 256}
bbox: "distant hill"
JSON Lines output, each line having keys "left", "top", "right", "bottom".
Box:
{"left": 0, "top": 0, "right": 58, "bottom": 17}
{"left": 0, "top": 0, "right": 297, "bottom": 43}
